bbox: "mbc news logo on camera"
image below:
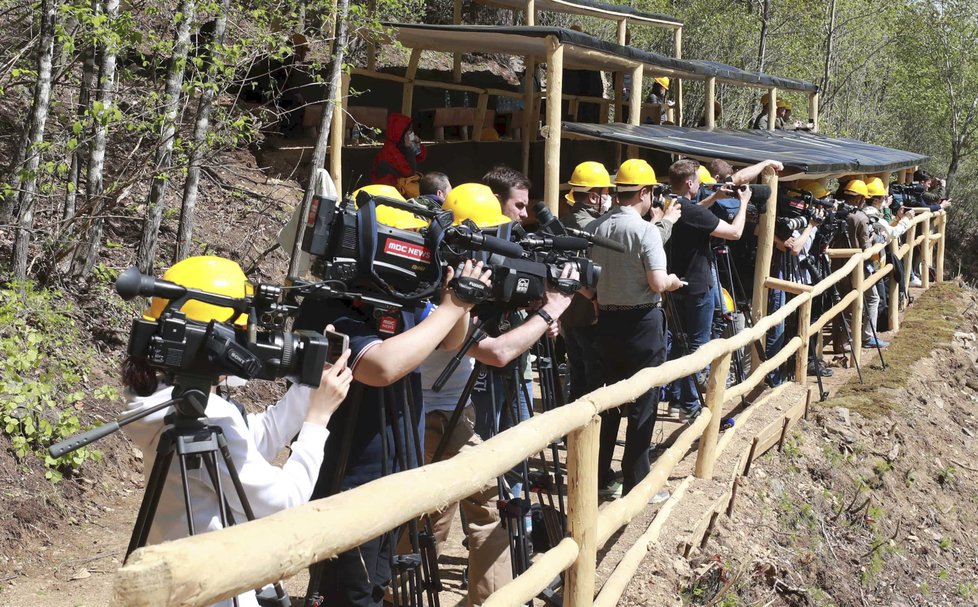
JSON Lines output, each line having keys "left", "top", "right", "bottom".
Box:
{"left": 383, "top": 238, "right": 433, "bottom": 265}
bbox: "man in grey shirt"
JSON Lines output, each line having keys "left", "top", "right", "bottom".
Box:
{"left": 586, "top": 158, "right": 682, "bottom": 498}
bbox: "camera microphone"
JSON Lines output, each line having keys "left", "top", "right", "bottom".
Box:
{"left": 520, "top": 234, "right": 590, "bottom": 250}
{"left": 116, "top": 266, "right": 186, "bottom": 301}
{"left": 563, "top": 227, "right": 626, "bottom": 253}
{"left": 445, "top": 226, "right": 526, "bottom": 258}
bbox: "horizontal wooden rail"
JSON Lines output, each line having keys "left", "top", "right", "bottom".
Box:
{"left": 725, "top": 335, "right": 802, "bottom": 403}
{"left": 810, "top": 289, "right": 859, "bottom": 334}
{"left": 826, "top": 248, "right": 861, "bottom": 258}
{"left": 863, "top": 263, "right": 893, "bottom": 291}
{"left": 482, "top": 537, "right": 579, "bottom": 607}
{"left": 764, "top": 276, "right": 814, "bottom": 294}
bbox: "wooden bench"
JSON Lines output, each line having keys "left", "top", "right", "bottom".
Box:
{"left": 431, "top": 107, "right": 496, "bottom": 141}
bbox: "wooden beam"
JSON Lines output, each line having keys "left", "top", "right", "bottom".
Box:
{"left": 401, "top": 47, "right": 422, "bottom": 117}
{"left": 627, "top": 63, "right": 642, "bottom": 158}
{"left": 851, "top": 255, "right": 864, "bottom": 368}
{"left": 903, "top": 220, "right": 917, "bottom": 295}
{"left": 472, "top": 92, "right": 489, "bottom": 142}
{"left": 544, "top": 36, "right": 563, "bottom": 215}
{"left": 521, "top": 58, "right": 535, "bottom": 177}
{"left": 564, "top": 417, "right": 600, "bottom": 606}
{"left": 767, "top": 87, "right": 777, "bottom": 131}
{"left": 704, "top": 76, "right": 716, "bottom": 130}
{"left": 452, "top": 0, "right": 462, "bottom": 81}
{"left": 617, "top": 18, "right": 627, "bottom": 45}
{"left": 922, "top": 214, "right": 932, "bottom": 289}
{"left": 483, "top": 538, "right": 578, "bottom": 607}
{"left": 809, "top": 91, "right": 819, "bottom": 132}
{"left": 525, "top": 0, "right": 535, "bottom": 26}
{"left": 695, "top": 351, "right": 733, "bottom": 479}
{"left": 937, "top": 212, "right": 946, "bottom": 282}
{"left": 794, "top": 295, "right": 813, "bottom": 387}
{"left": 673, "top": 27, "right": 683, "bottom": 124}
{"left": 764, "top": 276, "right": 814, "bottom": 295}
{"left": 613, "top": 71, "right": 624, "bottom": 123}
{"left": 750, "top": 172, "right": 778, "bottom": 370}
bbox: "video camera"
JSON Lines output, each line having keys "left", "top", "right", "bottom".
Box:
{"left": 116, "top": 268, "right": 331, "bottom": 417}
{"left": 301, "top": 186, "right": 602, "bottom": 311}
{"left": 890, "top": 182, "right": 926, "bottom": 207}
{"left": 700, "top": 178, "right": 772, "bottom": 218}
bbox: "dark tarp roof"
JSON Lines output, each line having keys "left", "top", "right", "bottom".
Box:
{"left": 562, "top": 122, "right": 928, "bottom": 174}
{"left": 383, "top": 24, "right": 818, "bottom": 92}
{"left": 472, "top": 0, "right": 682, "bottom": 26}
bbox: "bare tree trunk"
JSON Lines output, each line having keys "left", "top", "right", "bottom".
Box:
{"left": 62, "top": 44, "right": 96, "bottom": 227}
{"left": 71, "top": 0, "right": 120, "bottom": 277}
{"left": 822, "top": 0, "right": 837, "bottom": 96}
{"left": 286, "top": 0, "right": 350, "bottom": 280}
{"left": 136, "top": 0, "right": 196, "bottom": 274}
{"left": 11, "top": 0, "right": 58, "bottom": 280}
{"left": 757, "top": 0, "right": 770, "bottom": 72}
{"left": 175, "top": 0, "right": 229, "bottom": 263}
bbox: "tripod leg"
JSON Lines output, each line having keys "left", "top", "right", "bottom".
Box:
{"left": 127, "top": 438, "right": 176, "bottom": 556}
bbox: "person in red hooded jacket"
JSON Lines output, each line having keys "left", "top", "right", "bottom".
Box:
{"left": 371, "top": 112, "right": 427, "bottom": 198}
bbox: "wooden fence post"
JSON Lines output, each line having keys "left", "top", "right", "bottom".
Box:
{"left": 767, "top": 87, "right": 777, "bottom": 131}
{"left": 922, "top": 214, "right": 932, "bottom": 289}
{"left": 750, "top": 172, "right": 778, "bottom": 370}
{"left": 401, "top": 48, "right": 422, "bottom": 116}
{"left": 851, "top": 256, "right": 865, "bottom": 368}
{"left": 888, "top": 238, "right": 900, "bottom": 332}
{"left": 626, "top": 63, "right": 642, "bottom": 158}
{"left": 936, "top": 212, "right": 946, "bottom": 283}
{"left": 809, "top": 91, "right": 819, "bottom": 132}
{"left": 794, "top": 295, "right": 813, "bottom": 387}
{"left": 704, "top": 76, "right": 716, "bottom": 129}
{"left": 564, "top": 416, "right": 600, "bottom": 606}
{"left": 695, "top": 352, "right": 733, "bottom": 479}
{"left": 904, "top": 220, "right": 917, "bottom": 295}
{"left": 329, "top": 71, "right": 350, "bottom": 195}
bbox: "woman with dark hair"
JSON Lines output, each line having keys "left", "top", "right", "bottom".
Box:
{"left": 122, "top": 256, "right": 352, "bottom": 607}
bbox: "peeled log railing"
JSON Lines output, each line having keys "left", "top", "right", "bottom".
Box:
{"left": 109, "top": 209, "right": 946, "bottom": 607}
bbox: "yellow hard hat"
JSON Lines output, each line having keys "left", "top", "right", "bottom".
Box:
{"left": 613, "top": 159, "right": 657, "bottom": 189}
{"left": 566, "top": 161, "right": 613, "bottom": 202}
{"left": 794, "top": 179, "right": 831, "bottom": 199}
{"left": 776, "top": 99, "right": 792, "bottom": 110}
{"left": 444, "top": 182, "right": 512, "bottom": 227}
{"left": 654, "top": 77, "right": 670, "bottom": 90}
{"left": 865, "top": 177, "right": 887, "bottom": 198}
{"left": 353, "top": 184, "right": 428, "bottom": 230}
{"left": 843, "top": 179, "right": 869, "bottom": 198}
{"left": 697, "top": 165, "right": 716, "bottom": 185}
{"left": 146, "top": 256, "right": 252, "bottom": 327}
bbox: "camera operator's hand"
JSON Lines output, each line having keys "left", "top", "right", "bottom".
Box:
{"left": 306, "top": 347, "right": 353, "bottom": 427}
{"left": 663, "top": 199, "right": 682, "bottom": 224}
{"left": 443, "top": 260, "right": 492, "bottom": 311}
{"left": 737, "top": 184, "right": 752, "bottom": 205}
{"left": 764, "top": 160, "right": 784, "bottom": 174}
{"left": 542, "top": 264, "right": 580, "bottom": 316}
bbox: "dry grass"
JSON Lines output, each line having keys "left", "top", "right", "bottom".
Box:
{"left": 824, "top": 282, "right": 963, "bottom": 417}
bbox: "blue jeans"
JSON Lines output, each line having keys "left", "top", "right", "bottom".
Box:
{"left": 765, "top": 287, "right": 787, "bottom": 385}
{"left": 667, "top": 285, "right": 716, "bottom": 412}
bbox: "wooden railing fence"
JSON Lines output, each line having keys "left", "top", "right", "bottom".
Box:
{"left": 108, "top": 209, "right": 947, "bottom": 607}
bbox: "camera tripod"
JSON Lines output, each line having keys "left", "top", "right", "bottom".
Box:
{"left": 51, "top": 378, "right": 291, "bottom": 607}
{"left": 711, "top": 240, "right": 766, "bottom": 388}
{"left": 303, "top": 306, "right": 441, "bottom": 607}
{"left": 430, "top": 312, "right": 566, "bottom": 605}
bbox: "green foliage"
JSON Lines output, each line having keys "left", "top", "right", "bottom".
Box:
{"left": 0, "top": 282, "right": 105, "bottom": 482}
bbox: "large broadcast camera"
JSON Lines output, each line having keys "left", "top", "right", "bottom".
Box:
{"left": 300, "top": 185, "right": 603, "bottom": 310}
{"left": 118, "top": 268, "right": 331, "bottom": 400}
{"left": 890, "top": 182, "right": 927, "bottom": 207}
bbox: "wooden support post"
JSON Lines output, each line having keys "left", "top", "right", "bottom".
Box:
{"left": 937, "top": 212, "right": 946, "bottom": 282}
{"left": 887, "top": 239, "right": 900, "bottom": 332}
{"left": 401, "top": 48, "right": 422, "bottom": 117}
{"left": 809, "top": 91, "right": 819, "bottom": 132}
{"left": 617, "top": 19, "right": 627, "bottom": 45}
{"left": 626, "top": 63, "right": 642, "bottom": 159}
{"left": 767, "top": 87, "right": 777, "bottom": 131}
{"left": 472, "top": 92, "right": 489, "bottom": 142}
{"left": 673, "top": 27, "right": 683, "bottom": 124}
{"left": 329, "top": 71, "right": 350, "bottom": 195}
{"left": 544, "top": 37, "right": 563, "bottom": 215}
{"left": 694, "top": 352, "right": 733, "bottom": 480}
{"left": 521, "top": 58, "right": 534, "bottom": 177}
{"left": 564, "top": 417, "right": 600, "bottom": 606}
{"left": 750, "top": 172, "right": 778, "bottom": 370}
{"left": 613, "top": 71, "right": 624, "bottom": 123}
{"left": 525, "top": 0, "right": 535, "bottom": 25}
{"left": 704, "top": 76, "right": 716, "bottom": 130}
{"left": 922, "top": 214, "right": 932, "bottom": 289}
{"left": 903, "top": 220, "right": 917, "bottom": 295}
{"left": 794, "top": 295, "right": 813, "bottom": 387}
{"left": 452, "top": 0, "right": 462, "bottom": 81}
{"left": 851, "top": 255, "right": 864, "bottom": 368}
